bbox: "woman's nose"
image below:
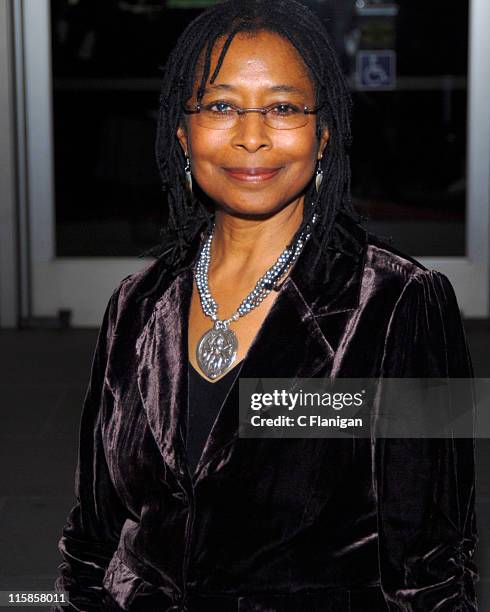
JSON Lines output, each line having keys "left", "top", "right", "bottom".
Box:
{"left": 230, "top": 112, "right": 273, "bottom": 152}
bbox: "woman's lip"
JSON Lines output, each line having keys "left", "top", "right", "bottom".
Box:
{"left": 223, "top": 167, "right": 282, "bottom": 181}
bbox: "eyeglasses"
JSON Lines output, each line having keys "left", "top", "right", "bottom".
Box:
{"left": 183, "top": 101, "right": 323, "bottom": 130}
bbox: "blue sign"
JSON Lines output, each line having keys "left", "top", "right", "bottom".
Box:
{"left": 356, "top": 51, "right": 396, "bottom": 90}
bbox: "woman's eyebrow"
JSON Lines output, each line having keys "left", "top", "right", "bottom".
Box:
{"left": 202, "top": 83, "right": 308, "bottom": 95}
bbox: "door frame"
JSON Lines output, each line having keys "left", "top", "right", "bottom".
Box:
{"left": 8, "top": 0, "right": 490, "bottom": 326}
{"left": 0, "top": 0, "right": 19, "bottom": 327}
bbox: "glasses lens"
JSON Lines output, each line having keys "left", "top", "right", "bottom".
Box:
{"left": 193, "top": 103, "right": 312, "bottom": 130}
{"left": 196, "top": 103, "right": 237, "bottom": 129}
{"left": 265, "top": 105, "right": 309, "bottom": 130}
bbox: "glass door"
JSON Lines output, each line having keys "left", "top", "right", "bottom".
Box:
{"left": 17, "top": 0, "right": 489, "bottom": 325}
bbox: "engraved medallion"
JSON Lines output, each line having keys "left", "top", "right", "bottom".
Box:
{"left": 196, "top": 325, "right": 238, "bottom": 379}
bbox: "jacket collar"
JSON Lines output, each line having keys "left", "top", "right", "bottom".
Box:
{"left": 135, "top": 213, "right": 367, "bottom": 491}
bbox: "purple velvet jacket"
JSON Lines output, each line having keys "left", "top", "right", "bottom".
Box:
{"left": 53, "top": 213, "right": 478, "bottom": 612}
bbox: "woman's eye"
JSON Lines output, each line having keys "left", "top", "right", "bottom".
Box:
{"left": 271, "top": 103, "right": 301, "bottom": 115}
{"left": 206, "top": 102, "right": 234, "bottom": 114}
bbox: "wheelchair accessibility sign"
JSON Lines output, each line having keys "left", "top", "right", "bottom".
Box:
{"left": 356, "top": 51, "right": 396, "bottom": 90}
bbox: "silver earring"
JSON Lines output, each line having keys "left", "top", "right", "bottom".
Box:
{"left": 184, "top": 154, "right": 193, "bottom": 194}
{"left": 315, "top": 157, "right": 324, "bottom": 193}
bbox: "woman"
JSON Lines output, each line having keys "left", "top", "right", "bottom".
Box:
{"left": 53, "top": 1, "right": 479, "bottom": 610}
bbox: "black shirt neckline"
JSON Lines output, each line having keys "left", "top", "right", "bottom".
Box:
{"left": 189, "top": 360, "right": 243, "bottom": 384}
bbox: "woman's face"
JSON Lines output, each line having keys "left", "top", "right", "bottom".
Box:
{"left": 177, "top": 30, "right": 329, "bottom": 219}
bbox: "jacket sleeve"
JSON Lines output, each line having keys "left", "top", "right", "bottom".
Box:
{"left": 53, "top": 287, "right": 129, "bottom": 612}
{"left": 374, "top": 270, "right": 479, "bottom": 611}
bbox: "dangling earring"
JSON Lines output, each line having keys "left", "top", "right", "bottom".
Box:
{"left": 315, "top": 157, "right": 324, "bottom": 193}
{"left": 184, "top": 154, "right": 193, "bottom": 194}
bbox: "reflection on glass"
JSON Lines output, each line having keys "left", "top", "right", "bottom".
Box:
{"left": 51, "top": 0, "right": 468, "bottom": 257}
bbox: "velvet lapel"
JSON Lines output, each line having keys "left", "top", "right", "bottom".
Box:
{"left": 136, "top": 268, "right": 194, "bottom": 487}
{"left": 135, "top": 213, "right": 367, "bottom": 491}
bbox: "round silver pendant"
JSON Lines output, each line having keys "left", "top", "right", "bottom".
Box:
{"left": 196, "top": 326, "right": 238, "bottom": 379}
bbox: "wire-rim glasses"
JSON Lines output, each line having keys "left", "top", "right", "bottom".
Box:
{"left": 183, "top": 101, "right": 324, "bottom": 130}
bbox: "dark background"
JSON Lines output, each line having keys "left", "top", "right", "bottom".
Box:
{"left": 50, "top": 0, "right": 468, "bottom": 256}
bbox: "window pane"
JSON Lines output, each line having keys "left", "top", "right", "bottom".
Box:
{"left": 51, "top": 0, "right": 467, "bottom": 257}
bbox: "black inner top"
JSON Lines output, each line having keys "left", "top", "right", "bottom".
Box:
{"left": 186, "top": 361, "right": 240, "bottom": 475}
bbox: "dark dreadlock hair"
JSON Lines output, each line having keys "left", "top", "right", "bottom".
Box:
{"left": 138, "top": 0, "right": 361, "bottom": 300}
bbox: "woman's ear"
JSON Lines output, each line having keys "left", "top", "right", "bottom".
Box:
{"left": 176, "top": 124, "right": 188, "bottom": 156}
{"left": 318, "top": 126, "right": 330, "bottom": 159}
